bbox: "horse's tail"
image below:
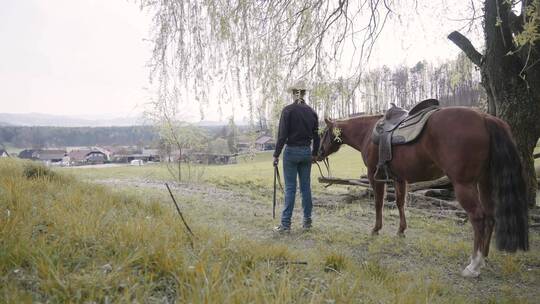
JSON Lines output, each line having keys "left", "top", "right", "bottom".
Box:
{"left": 485, "top": 117, "right": 529, "bottom": 252}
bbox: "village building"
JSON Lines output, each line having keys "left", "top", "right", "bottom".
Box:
{"left": 64, "top": 149, "right": 107, "bottom": 166}
{"left": 0, "top": 149, "right": 10, "bottom": 158}
{"left": 236, "top": 142, "right": 251, "bottom": 152}
{"left": 18, "top": 149, "right": 67, "bottom": 164}
{"left": 112, "top": 148, "right": 160, "bottom": 163}
{"left": 18, "top": 149, "right": 40, "bottom": 160}
{"left": 159, "top": 149, "right": 182, "bottom": 163}
{"left": 188, "top": 152, "right": 237, "bottom": 165}
{"left": 142, "top": 148, "right": 160, "bottom": 162}
{"left": 255, "top": 135, "right": 276, "bottom": 151}
{"left": 36, "top": 149, "right": 67, "bottom": 164}
{"left": 91, "top": 146, "right": 113, "bottom": 161}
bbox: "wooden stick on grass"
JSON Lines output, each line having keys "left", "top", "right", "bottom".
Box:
{"left": 165, "top": 183, "right": 195, "bottom": 237}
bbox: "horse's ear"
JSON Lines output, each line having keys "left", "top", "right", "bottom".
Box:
{"left": 324, "top": 117, "right": 333, "bottom": 126}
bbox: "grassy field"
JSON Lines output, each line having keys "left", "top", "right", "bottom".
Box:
{"left": 60, "top": 146, "right": 367, "bottom": 194}
{"left": 2, "top": 148, "right": 540, "bottom": 303}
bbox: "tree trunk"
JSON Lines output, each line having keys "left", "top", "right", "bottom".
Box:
{"left": 449, "top": 0, "right": 540, "bottom": 208}
{"left": 482, "top": 0, "right": 540, "bottom": 208}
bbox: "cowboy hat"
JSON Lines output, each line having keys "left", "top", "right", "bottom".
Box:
{"left": 287, "top": 80, "right": 309, "bottom": 92}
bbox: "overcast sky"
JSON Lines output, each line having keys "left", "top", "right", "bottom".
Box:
{"left": 0, "top": 0, "right": 151, "bottom": 118}
{"left": 0, "top": 0, "right": 481, "bottom": 121}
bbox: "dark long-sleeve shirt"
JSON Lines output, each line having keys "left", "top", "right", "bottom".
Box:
{"left": 273, "top": 102, "right": 320, "bottom": 158}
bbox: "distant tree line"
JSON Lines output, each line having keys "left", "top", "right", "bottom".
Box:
{"left": 0, "top": 126, "right": 159, "bottom": 148}
{"left": 0, "top": 124, "right": 246, "bottom": 151}
{"left": 308, "top": 53, "right": 485, "bottom": 120}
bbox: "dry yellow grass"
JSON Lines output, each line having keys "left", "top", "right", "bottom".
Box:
{"left": 2, "top": 157, "right": 539, "bottom": 303}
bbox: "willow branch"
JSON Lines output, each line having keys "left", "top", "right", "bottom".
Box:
{"left": 448, "top": 31, "right": 483, "bottom": 67}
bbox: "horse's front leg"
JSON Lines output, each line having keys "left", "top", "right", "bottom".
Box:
{"left": 369, "top": 177, "right": 386, "bottom": 236}
{"left": 394, "top": 180, "right": 408, "bottom": 237}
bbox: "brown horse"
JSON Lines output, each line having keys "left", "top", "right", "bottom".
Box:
{"left": 318, "top": 106, "right": 529, "bottom": 277}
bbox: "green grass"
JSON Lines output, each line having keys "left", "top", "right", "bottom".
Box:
{"left": 61, "top": 146, "right": 367, "bottom": 195}
{"left": 0, "top": 159, "right": 472, "bottom": 303}
{"left": 4, "top": 147, "right": 540, "bottom": 302}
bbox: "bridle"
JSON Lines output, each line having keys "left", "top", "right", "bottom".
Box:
{"left": 315, "top": 128, "right": 335, "bottom": 179}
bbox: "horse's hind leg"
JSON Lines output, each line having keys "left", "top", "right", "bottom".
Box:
{"left": 394, "top": 180, "right": 408, "bottom": 237}
{"left": 478, "top": 176, "right": 495, "bottom": 257}
{"left": 454, "top": 182, "right": 486, "bottom": 277}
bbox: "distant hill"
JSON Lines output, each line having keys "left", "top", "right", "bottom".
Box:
{"left": 0, "top": 113, "right": 145, "bottom": 127}
{"left": 196, "top": 120, "right": 228, "bottom": 127}
{"left": 0, "top": 113, "right": 253, "bottom": 148}
{"left": 196, "top": 120, "right": 249, "bottom": 127}
{"left": 0, "top": 124, "right": 241, "bottom": 148}
{"left": 0, "top": 125, "right": 159, "bottom": 148}
{"left": 0, "top": 113, "right": 250, "bottom": 127}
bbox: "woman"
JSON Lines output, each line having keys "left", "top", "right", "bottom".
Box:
{"left": 273, "top": 81, "right": 320, "bottom": 233}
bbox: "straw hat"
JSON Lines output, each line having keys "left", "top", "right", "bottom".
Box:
{"left": 287, "top": 80, "right": 309, "bottom": 93}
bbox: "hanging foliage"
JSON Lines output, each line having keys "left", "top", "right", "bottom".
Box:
{"left": 140, "top": 0, "right": 394, "bottom": 123}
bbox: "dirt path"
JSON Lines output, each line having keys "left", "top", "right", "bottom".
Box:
{"left": 93, "top": 177, "right": 539, "bottom": 239}
{"left": 93, "top": 178, "right": 369, "bottom": 243}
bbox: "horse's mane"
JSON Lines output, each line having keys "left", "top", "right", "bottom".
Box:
{"left": 336, "top": 113, "right": 383, "bottom": 122}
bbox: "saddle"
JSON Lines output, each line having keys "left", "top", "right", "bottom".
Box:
{"left": 372, "top": 99, "right": 440, "bottom": 181}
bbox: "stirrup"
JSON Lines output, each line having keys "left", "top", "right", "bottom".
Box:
{"left": 374, "top": 165, "right": 393, "bottom": 182}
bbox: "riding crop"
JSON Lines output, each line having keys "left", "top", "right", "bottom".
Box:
{"left": 273, "top": 164, "right": 283, "bottom": 219}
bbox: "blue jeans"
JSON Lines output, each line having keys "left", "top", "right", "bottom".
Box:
{"left": 281, "top": 145, "right": 313, "bottom": 228}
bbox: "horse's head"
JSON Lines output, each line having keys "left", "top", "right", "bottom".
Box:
{"left": 317, "top": 117, "right": 343, "bottom": 160}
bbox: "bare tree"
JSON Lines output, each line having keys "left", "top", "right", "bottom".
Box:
{"left": 145, "top": 92, "right": 208, "bottom": 183}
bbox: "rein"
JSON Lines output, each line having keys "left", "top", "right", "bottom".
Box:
{"left": 314, "top": 157, "right": 332, "bottom": 180}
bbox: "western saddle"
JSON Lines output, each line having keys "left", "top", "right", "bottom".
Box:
{"left": 372, "top": 99, "right": 440, "bottom": 181}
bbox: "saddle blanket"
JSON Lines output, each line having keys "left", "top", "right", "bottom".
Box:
{"left": 372, "top": 106, "right": 440, "bottom": 145}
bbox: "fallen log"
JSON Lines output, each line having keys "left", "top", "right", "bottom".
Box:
{"left": 407, "top": 192, "right": 461, "bottom": 210}
{"left": 320, "top": 176, "right": 451, "bottom": 192}
{"left": 318, "top": 176, "right": 371, "bottom": 187}
{"left": 408, "top": 176, "right": 452, "bottom": 191}
{"left": 415, "top": 189, "right": 454, "bottom": 200}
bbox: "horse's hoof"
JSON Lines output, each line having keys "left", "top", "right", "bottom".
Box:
{"left": 371, "top": 230, "right": 379, "bottom": 236}
{"left": 397, "top": 232, "right": 406, "bottom": 238}
{"left": 461, "top": 266, "right": 480, "bottom": 278}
